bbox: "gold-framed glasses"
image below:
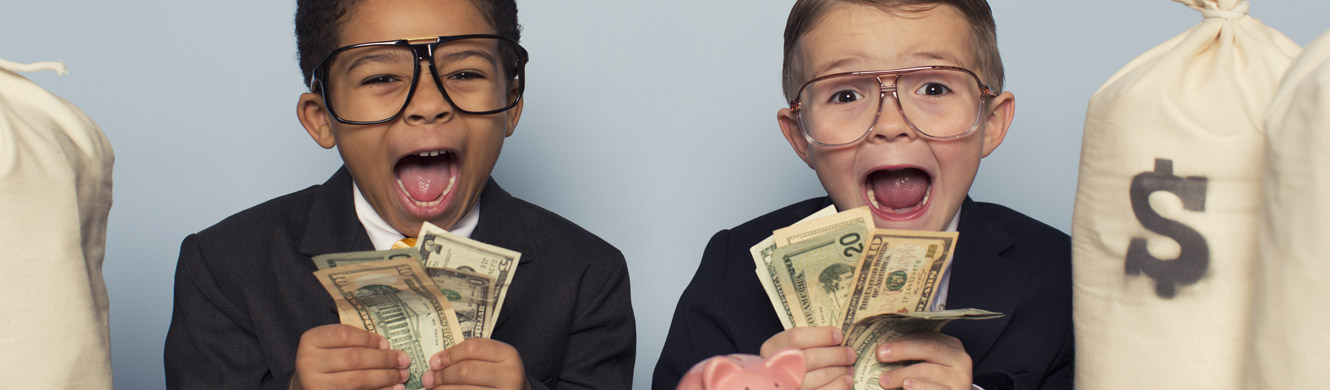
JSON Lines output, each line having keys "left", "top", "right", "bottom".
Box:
{"left": 790, "top": 66, "right": 996, "bottom": 146}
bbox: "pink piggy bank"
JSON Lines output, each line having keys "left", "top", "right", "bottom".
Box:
{"left": 676, "top": 349, "right": 805, "bottom": 390}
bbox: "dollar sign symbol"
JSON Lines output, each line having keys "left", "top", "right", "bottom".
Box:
{"left": 1125, "top": 158, "right": 1209, "bottom": 299}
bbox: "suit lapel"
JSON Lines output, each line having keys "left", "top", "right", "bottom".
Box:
{"left": 941, "top": 198, "right": 1030, "bottom": 364}
{"left": 470, "top": 178, "right": 536, "bottom": 265}
{"left": 298, "top": 167, "right": 375, "bottom": 257}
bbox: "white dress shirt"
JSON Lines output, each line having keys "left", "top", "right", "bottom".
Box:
{"left": 353, "top": 183, "right": 480, "bottom": 250}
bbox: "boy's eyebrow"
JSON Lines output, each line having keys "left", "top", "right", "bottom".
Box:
{"left": 343, "top": 50, "right": 414, "bottom": 74}
{"left": 813, "top": 58, "right": 868, "bottom": 76}
{"left": 904, "top": 51, "right": 965, "bottom": 67}
{"left": 436, "top": 49, "right": 497, "bottom": 65}
{"left": 813, "top": 51, "right": 967, "bottom": 75}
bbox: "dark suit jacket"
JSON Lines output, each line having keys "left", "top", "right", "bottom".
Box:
{"left": 653, "top": 197, "right": 1072, "bottom": 390}
{"left": 165, "top": 167, "right": 635, "bottom": 390}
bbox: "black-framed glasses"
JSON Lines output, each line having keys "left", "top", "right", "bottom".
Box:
{"left": 310, "top": 34, "right": 529, "bottom": 125}
{"left": 789, "top": 66, "right": 997, "bottom": 146}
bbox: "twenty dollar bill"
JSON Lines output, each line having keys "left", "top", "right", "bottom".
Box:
{"left": 838, "top": 229, "right": 957, "bottom": 335}
{"left": 771, "top": 223, "right": 872, "bottom": 327}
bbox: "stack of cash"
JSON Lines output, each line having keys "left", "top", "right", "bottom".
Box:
{"left": 749, "top": 206, "right": 1001, "bottom": 389}
{"left": 311, "top": 222, "right": 520, "bottom": 389}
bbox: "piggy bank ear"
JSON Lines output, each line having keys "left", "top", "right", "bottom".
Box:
{"left": 701, "top": 356, "right": 743, "bottom": 388}
{"left": 764, "top": 349, "right": 807, "bottom": 388}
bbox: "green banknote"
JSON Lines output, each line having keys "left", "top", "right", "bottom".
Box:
{"left": 771, "top": 223, "right": 871, "bottom": 327}
{"left": 312, "top": 248, "right": 496, "bottom": 339}
{"left": 751, "top": 205, "right": 838, "bottom": 330}
{"left": 415, "top": 222, "right": 520, "bottom": 339}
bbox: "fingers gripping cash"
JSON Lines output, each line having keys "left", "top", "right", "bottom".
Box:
{"left": 751, "top": 206, "right": 1001, "bottom": 390}
{"left": 311, "top": 222, "right": 520, "bottom": 389}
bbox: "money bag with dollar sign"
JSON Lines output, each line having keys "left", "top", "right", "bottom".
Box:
{"left": 1072, "top": 1, "right": 1299, "bottom": 390}
{"left": 1246, "top": 27, "right": 1330, "bottom": 390}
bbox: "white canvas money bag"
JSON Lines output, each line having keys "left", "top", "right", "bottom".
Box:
{"left": 1245, "top": 28, "right": 1330, "bottom": 390}
{"left": 0, "top": 58, "right": 114, "bottom": 389}
{"left": 1071, "top": 1, "right": 1299, "bottom": 389}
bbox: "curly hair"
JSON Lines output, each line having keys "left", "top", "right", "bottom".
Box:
{"left": 294, "top": 0, "right": 521, "bottom": 87}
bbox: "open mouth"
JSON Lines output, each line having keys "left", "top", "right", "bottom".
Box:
{"left": 864, "top": 167, "right": 932, "bottom": 217}
{"left": 394, "top": 150, "right": 459, "bottom": 209}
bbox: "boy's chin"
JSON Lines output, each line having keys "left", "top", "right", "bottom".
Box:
{"left": 870, "top": 214, "right": 939, "bottom": 232}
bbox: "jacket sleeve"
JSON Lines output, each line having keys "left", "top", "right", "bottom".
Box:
{"left": 164, "top": 234, "right": 289, "bottom": 390}
{"left": 652, "top": 230, "right": 742, "bottom": 390}
{"left": 549, "top": 249, "right": 637, "bottom": 389}
{"left": 1037, "top": 321, "right": 1074, "bottom": 390}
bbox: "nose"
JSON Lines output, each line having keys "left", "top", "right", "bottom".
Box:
{"left": 867, "top": 89, "right": 917, "bottom": 143}
{"left": 402, "top": 62, "right": 454, "bottom": 124}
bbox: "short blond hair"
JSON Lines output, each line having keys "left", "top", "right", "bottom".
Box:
{"left": 781, "top": 0, "right": 1005, "bottom": 101}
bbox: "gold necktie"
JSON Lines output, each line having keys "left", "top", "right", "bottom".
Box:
{"left": 391, "top": 237, "right": 417, "bottom": 249}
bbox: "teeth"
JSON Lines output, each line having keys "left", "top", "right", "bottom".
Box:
{"left": 416, "top": 151, "right": 446, "bottom": 157}
{"left": 864, "top": 184, "right": 932, "bottom": 214}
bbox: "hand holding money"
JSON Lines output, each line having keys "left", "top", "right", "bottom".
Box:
{"left": 312, "top": 259, "right": 465, "bottom": 388}
{"left": 750, "top": 206, "right": 1002, "bottom": 390}
{"left": 310, "top": 222, "right": 523, "bottom": 389}
{"left": 757, "top": 326, "right": 856, "bottom": 390}
{"left": 290, "top": 324, "right": 411, "bottom": 390}
{"left": 844, "top": 310, "right": 1001, "bottom": 390}
{"left": 422, "top": 338, "right": 530, "bottom": 390}
{"left": 867, "top": 331, "right": 970, "bottom": 390}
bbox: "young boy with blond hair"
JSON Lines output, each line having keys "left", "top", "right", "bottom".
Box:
{"left": 164, "top": 0, "right": 635, "bottom": 389}
{"left": 655, "top": 1, "right": 1072, "bottom": 389}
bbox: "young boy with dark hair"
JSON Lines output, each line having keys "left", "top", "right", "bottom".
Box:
{"left": 163, "top": 0, "right": 636, "bottom": 389}
{"left": 654, "top": 1, "right": 1072, "bottom": 389}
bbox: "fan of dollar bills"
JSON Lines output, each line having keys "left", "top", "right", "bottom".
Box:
{"left": 750, "top": 206, "right": 1002, "bottom": 389}
{"left": 310, "top": 222, "right": 520, "bottom": 389}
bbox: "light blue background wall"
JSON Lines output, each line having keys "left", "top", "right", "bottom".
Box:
{"left": 4, "top": 1, "right": 1328, "bottom": 389}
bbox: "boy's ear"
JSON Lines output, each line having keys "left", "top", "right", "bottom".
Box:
{"left": 778, "top": 107, "right": 815, "bottom": 169}
{"left": 504, "top": 96, "right": 523, "bottom": 137}
{"left": 980, "top": 91, "right": 1015, "bottom": 158}
{"left": 297, "top": 92, "right": 337, "bottom": 149}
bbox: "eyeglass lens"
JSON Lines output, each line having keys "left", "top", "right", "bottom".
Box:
{"left": 323, "top": 38, "right": 521, "bottom": 122}
{"left": 798, "top": 69, "right": 983, "bottom": 145}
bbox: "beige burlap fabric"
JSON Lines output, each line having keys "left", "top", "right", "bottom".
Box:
{"left": 0, "top": 59, "right": 114, "bottom": 389}
{"left": 1245, "top": 27, "right": 1330, "bottom": 390}
{"left": 1072, "top": 1, "right": 1299, "bottom": 389}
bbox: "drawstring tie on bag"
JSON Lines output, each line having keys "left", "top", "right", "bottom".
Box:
{"left": 0, "top": 58, "right": 67, "bottom": 75}
{"left": 1201, "top": 0, "right": 1249, "bottom": 20}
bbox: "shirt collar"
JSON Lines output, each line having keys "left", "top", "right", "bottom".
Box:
{"left": 944, "top": 208, "right": 961, "bottom": 233}
{"left": 353, "top": 183, "right": 480, "bottom": 251}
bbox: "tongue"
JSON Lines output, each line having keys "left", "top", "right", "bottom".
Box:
{"left": 870, "top": 169, "right": 930, "bottom": 210}
{"left": 396, "top": 156, "right": 452, "bottom": 202}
